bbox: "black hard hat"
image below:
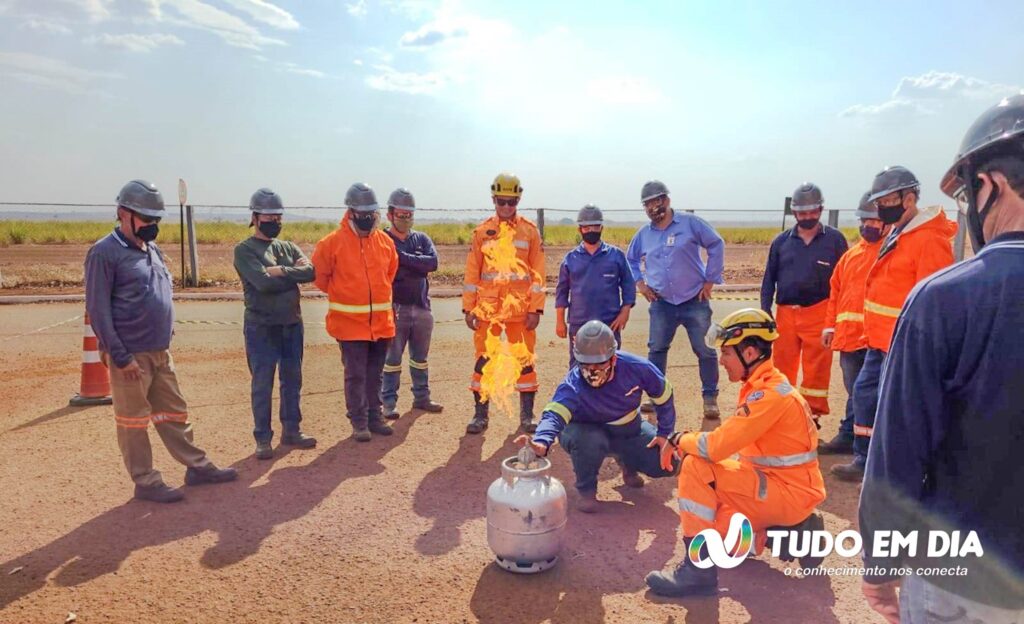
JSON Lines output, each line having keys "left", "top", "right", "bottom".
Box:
{"left": 791, "top": 182, "right": 823, "bottom": 210}
{"left": 868, "top": 166, "right": 920, "bottom": 204}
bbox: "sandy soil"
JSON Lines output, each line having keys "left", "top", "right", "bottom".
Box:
{"left": 0, "top": 298, "right": 880, "bottom": 624}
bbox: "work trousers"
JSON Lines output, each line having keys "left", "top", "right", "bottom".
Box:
{"left": 244, "top": 321, "right": 304, "bottom": 443}
{"left": 381, "top": 303, "right": 434, "bottom": 407}
{"left": 339, "top": 338, "right": 391, "bottom": 427}
{"left": 774, "top": 300, "right": 832, "bottom": 415}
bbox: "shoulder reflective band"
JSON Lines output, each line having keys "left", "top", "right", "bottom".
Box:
{"left": 740, "top": 450, "right": 818, "bottom": 467}
{"left": 774, "top": 382, "right": 794, "bottom": 396}
{"left": 651, "top": 379, "right": 673, "bottom": 405}
{"left": 697, "top": 432, "right": 710, "bottom": 460}
{"left": 864, "top": 299, "right": 902, "bottom": 318}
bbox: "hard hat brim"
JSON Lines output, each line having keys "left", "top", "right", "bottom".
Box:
{"left": 349, "top": 204, "right": 380, "bottom": 212}
{"left": 577, "top": 220, "right": 603, "bottom": 226}
{"left": 120, "top": 204, "right": 164, "bottom": 218}
{"left": 574, "top": 351, "right": 614, "bottom": 364}
{"left": 641, "top": 192, "right": 668, "bottom": 202}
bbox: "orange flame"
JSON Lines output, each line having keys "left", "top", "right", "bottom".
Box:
{"left": 471, "top": 222, "right": 539, "bottom": 417}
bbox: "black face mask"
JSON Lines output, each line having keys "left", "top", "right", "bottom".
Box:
{"left": 581, "top": 231, "right": 602, "bottom": 244}
{"left": 258, "top": 221, "right": 282, "bottom": 239}
{"left": 132, "top": 215, "right": 159, "bottom": 242}
{"left": 859, "top": 224, "right": 883, "bottom": 243}
{"left": 796, "top": 218, "right": 819, "bottom": 230}
{"left": 352, "top": 212, "right": 377, "bottom": 233}
{"left": 878, "top": 199, "right": 906, "bottom": 225}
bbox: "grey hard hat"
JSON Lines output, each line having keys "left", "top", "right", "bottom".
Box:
{"left": 941, "top": 93, "right": 1024, "bottom": 198}
{"left": 387, "top": 187, "right": 416, "bottom": 211}
{"left": 641, "top": 180, "right": 669, "bottom": 203}
{"left": 249, "top": 188, "right": 284, "bottom": 215}
{"left": 855, "top": 191, "right": 878, "bottom": 219}
{"left": 868, "top": 166, "right": 920, "bottom": 203}
{"left": 573, "top": 320, "right": 617, "bottom": 364}
{"left": 577, "top": 204, "right": 603, "bottom": 226}
{"left": 791, "top": 182, "right": 824, "bottom": 210}
{"left": 345, "top": 182, "right": 379, "bottom": 212}
{"left": 116, "top": 179, "right": 164, "bottom": 218}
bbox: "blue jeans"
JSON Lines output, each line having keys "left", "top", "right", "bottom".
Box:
{"left": 836, "top": 349, "right": 867, "bottom": 439}
{"left": 381, "top": 304, "right": 434, "bottom": 407}
{"left": 852, "top": 348, "right": 886, "bottom": 464}
{"left": 244, "top": 321, "right": 304, "bottom": 443}
{"left": 900, "top": 574, "right": 1024, "bottom": 623}
{"left": 568, "top": 322, "right": 621, "bottom": 368}
{"left": 558, "top": 419, "right": 675, "bottom": 493}
{"left": 647, "top": 297, "right": 719, "bottom": 397}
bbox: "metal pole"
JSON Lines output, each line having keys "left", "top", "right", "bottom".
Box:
{"left": 828, "top": 208, "right": 839, "bottom": 229}
{"left": 954, "top": 211, "right": 967, "bottom": 262}
{"left": 782, "top": 197, "right": 792, "bottom": 232}
{"left": 179, "top": 202, "right": 185, "bottom": 287}
{"left": 537, "top": 208, "right": 545, "bottom": 242}
{"left": 186, "top": 205, "right": 199, "bottom": 286}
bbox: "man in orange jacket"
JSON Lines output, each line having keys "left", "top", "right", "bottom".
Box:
{"left": 312, "top": 183, "right": 398, "bottom": 442}
{"left": 463, "top": 172, "right": 546, "bottom": 434}
{"left": 818, "top": 192, "right": 886, "bottom": 455}
{"left": 832, "top": 167, "right": 956, "bottom": 481}
{"left": 646, "top": 308, "right": 826, "bottom": 598}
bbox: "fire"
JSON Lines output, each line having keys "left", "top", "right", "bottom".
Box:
{"left": 471, "top": 222, "right": 538, "bottom": 417}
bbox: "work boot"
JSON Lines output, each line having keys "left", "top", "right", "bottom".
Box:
{"left": 184, "top": 464, "right": 238, "bottom": 486}
{"left": 281, "top": 431, "right": 317, "bottom": 449}
{"left": 466, "top": 393, "right": 489, "bottom": 434}
{"left": 703, "top": 396, "right": 720, "bottom": 420}
{"left": 368, "top": 418, "right": 394, "bottom": 436}
{"left": 254, "top": 441, "right": 273, "bottom": 460}
{"left": 831, "top": 459, "right": 866, "bottom": 482}
{"left": 818, "top": 433, "right": 854, "bottom": 455}
{"left": 618, "top": 459, "right": 644, "bottom": 488}
{"left": 576, "top": 490, "right": 599, "bottom": 514}
{"left": 519, "top": 391, "right": 537, "bottom": 433}
{"left": 640, "top": 400, "right": 655, "bottom": 414}
{"left": 645, "top": 557, "right": 719, "bottom": 597}
{"left": 413, "top": 399, "right": 444, "bottom": 413}
{"left": 352, "top": 426, "right": 372, "bottom": 442}
{"left": 134, "top": 482, "right": 184, "bottom": 503}
{"left": 383, "top": 404, "right": 400, "bottom": 420}
{"left": 767, "top": 511, "right": 826, "bottom": 568}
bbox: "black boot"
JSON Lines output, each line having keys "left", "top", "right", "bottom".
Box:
{"left": 519, "top": 391, "right": 537, "bottom": 433}
{"left": 768, "top": 512, "right": 826, "bottom": 569}
{"left": 466, "top": 392, "right": 489, "bottom": 434}
{"left": 645, "top": 541, "right": 719, "bottom": 598}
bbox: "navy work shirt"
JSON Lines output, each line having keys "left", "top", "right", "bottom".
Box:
{"left": 387, "top": 228, "right": 438, "bottom": 310}
{"left": 554, "top": 242, "right": 636, "bottom": 326}
{"left": 761, "top": 225, "right": 849, "bottom": 311}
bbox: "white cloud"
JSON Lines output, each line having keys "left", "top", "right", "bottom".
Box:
{"left": 399, "top": 21, "right": 467, "bottom": 47}
{"left": 220, "top": 0, "right": 299, "bottom": 30}
{"left": 346, "top": 0, "right": 367, "bottom": 18}
{"left": 279, "top": 62, "right": 324, "bottom": 78}
{"left": 157, "top": 0, "right": 285, "bottom": 49}
{"left": 840, "top": 99, "right": 934, "bottom": 119}
{"left": 381, "top": 0, "right": 436, "bottom": 19}
{"left": 352, "top": 58, "right": 363, "bottom": 66}
{"left": 366, "top": 65, "right": 445, "bottom": 94}
{"left": 85, "top": 32, "right": 185, "bottom": 52}
{"left": 842, "top": 71, "right": 1021, "bottom": 119}
{"left": 0, "top": 51, "right": 120, "bottom": 94}
{"left": 20, "top": 17, "right": 73, "bottom": 34}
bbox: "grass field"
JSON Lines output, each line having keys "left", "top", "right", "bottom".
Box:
{"left": 0, "top": 220, "right": 859, "bottom": 246}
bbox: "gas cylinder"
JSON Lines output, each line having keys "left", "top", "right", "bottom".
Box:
{"left": 486, "top": 448, "right": 568, "bottom": 574}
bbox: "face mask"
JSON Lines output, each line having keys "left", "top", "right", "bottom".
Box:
{"left": 132, "top": 214, "right": 159, "bottom": 242}
{"left": 877, "top": 197, "right": 906, "bottom": 225}
{"left": 859, "top": 224, "right": 883, "bottom": 243}
{"left": 581, "top": 231, "right": 602, "bottom": 245}
{"left": 352, "top": 212, "right": 377, "bottom": 234}
{"left": 796, "top": 218, "right": 819, "bottom": 230}
{"left": 580, "top": 359, "right": 614, "bottom": 388}
{"left": 258, "top": 221, "right": 282, "bottom": 239}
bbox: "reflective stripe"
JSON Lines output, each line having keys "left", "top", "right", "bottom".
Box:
{"left": 799, "top": 386, "right": 828, "bottom": 398}
{"left": 383, "top": 364, "right": 403, "bottom": 373}
{"left": 516, "top": 382, "right": 538, "bottom": 390}
{"left": 531, "top": 285, "right": 544, "bottom": 293}
{"left": 481, "top": 271, "right": 531, "bottom": 282}
{"left": 608, "top": 411, "right": 638, "bottom": 426}
{"left": 864, "top": 299, "right": 902, "bottom": 318}
{"left": 409, "top": 360, "right": 428, "bottom": 370}
{"left": 854, "top": 425, "right": 873, "bottom": 437}
{"left": 774, "top": 382, "right": 794, "bottom": 396}
{"left": 651, "top": 380, "right": 673, "bottom": 406}
{"left": 741, "top": 450, "right": 818, "bottom": 467}
{"left": 463, "top": 284, "right": 478, "bottom": 292}
{"left": 755, "top": 468, "right": 768, "bottom": 501}
{"left": 836, "top": 311, "right": 864, "bottom": 323}
{"left": 469, "top": 381, "right": 482, "bottom": 390}
{"left": 82, "top": 351, "right": 101, "bottom": 364}
{"left": 115, "top": 415, "right": 150, "bottom": 429}
{"left": 328, "top": 301, "right": 392, "bottom": 314}
{"left": 513, "top": 240, "right": 529, "bottom": 249}
{"left": 151, "top": 412, "right": 188, "bottom": 425}
{"left": 545, "top": 401, "right": 572, "bottom": 424}
{"left": 697, "top": 432, "right": 710, "bottom": 460}
{"left": 677, "top": 497, "right": 716, "bottom": 522}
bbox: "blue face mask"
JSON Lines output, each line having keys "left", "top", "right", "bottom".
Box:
{"left": 859, "top": 224, "right": 883, "bottom": 243}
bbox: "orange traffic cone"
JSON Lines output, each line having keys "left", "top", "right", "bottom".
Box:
{"left": 69, "top": 312, "right": 113, "bottom": 407}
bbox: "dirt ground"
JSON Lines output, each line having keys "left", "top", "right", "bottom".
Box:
{"left": 0, "top": 297, "right": 881, "bottom": 624}
{"left": 0, "top": 243, "right": 770, "bottom": 294}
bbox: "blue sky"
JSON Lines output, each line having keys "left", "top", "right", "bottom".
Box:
{"left": 1, "top": 0, "right": 1022, "bottom": 222}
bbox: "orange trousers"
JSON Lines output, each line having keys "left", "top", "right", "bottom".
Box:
{"left": 774, "top": 301, "right": 832, "bottom": 414}
{"left": 469, "top": 321, "right": 538, "bottom": 394}
{"left": 676, "top": 456, "right": 820, "bottom": 549}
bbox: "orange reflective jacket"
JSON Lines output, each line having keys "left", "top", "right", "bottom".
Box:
{"left": 462, "top": 215, "right": 545, "bottom": 320}
{"left": 677, "top": 359, "right": 825, "bottom": 504}
{"left": 863, "top": 206, "right": 956, "bottom": 352}
{"left": 312, "top": 216, "right": 398, "bottom": 341}
{"left": 823, "top": 238, "right": 882, "bottom": 352}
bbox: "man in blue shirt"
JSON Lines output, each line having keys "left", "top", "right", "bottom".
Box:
{"left": 380, "top": 188, "right": 444, "bottom": 419}
{"left": 626, "top": 180, "right": 725, "bottom": 419}
{"left": 517, "top": 321, "right": 679, "bottom": 513}
{"left": 760, "top": 183, "right": 849, "bottom": 417}
{"left": 554, "top": 204, "right": 636, "bottom": 366}
{"left": 860, "top": 95, "right": 1024, "bottom": 623}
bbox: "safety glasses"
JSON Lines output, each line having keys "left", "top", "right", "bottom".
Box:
{"left": 495, "top": 197, "right": 519, "bottom": 207}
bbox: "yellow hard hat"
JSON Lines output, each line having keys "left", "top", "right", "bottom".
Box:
{"left": 491, "top": 172, "right": 523, "bottom": 198}
{"left": 705, "top": 308, "right": 779, "bottom": 348}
